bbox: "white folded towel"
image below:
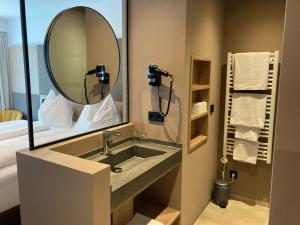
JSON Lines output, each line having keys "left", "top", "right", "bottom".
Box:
{"left": 234, "top": 52, "right": 270, "bottom": 90}
{"left": 192, "top": 102, "right": 208, "bottom": 114}
{"left": 235, "top": 126, "right": 260, "bottom": 142}
{"left": 230, "top": 93, "right": 267, "bottom": 129}
{"left": 126, "top": 213, "right": 163, "bottom": 225}
{"left": 233, "top": 139, "right": 259, "bottom": 164}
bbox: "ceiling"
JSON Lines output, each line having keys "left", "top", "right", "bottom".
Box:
{"left": 0, "top": 0, "right": 119, "bottom": 19}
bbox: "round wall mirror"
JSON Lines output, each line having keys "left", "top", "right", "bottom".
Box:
{"left": 45, "top": 6, "right": 120, "bottom": 104}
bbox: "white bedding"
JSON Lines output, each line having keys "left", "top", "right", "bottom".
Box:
{"left": 0, "top": 120, "right": 49, "bottom": 141}
{"left": 0, "top": 164, "right": 19, "bottom": 213}
{"left": 0, "top": 120, "right": 27, "bottom": 129}
{"left": 0, "top": 127, "right": 81, "bottom": 213}
{"left": 33, "top": 126, "right": 81, "bottom": 146}
{"left": 0, "top": 96, "right": 123, "bottom": 212}
{"left": 0, "top": 126, "right": 80, "bottom": 169}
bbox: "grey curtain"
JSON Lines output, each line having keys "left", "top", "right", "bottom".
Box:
{"left": 0, "top": 32, "right": 12, "bottom": 110}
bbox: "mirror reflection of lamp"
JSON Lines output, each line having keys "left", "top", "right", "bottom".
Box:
{"left": 84, "top": 64, "right": 110, "bottom": 104}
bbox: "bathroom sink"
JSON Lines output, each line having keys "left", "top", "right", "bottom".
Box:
{"left": 81, "top": 137, "right": 182, "bottom": 209}
{"left": 99, "top": 146, "right": 166, "bottom": 170}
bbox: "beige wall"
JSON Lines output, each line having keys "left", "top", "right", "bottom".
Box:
{"left": 181, "top": 0, "right": 224, "bottom": 224}
{"left": 128, "top": 0, "right": 187, "bottom": 221}
{"left": 29, "top": 1, "right": 291, "bottom": 224}
{"left": 128, "top": 0, "right": 187, "bottom": 143}
{"left": 86, "top": 9, "right": 120, "bottom": 102}
{"left": 223, "top": 0, "right": 286, "bottom": 60}
{"left": 128, "top": 1, "right": 224, "bottom": 224}
{"left": 17, "top": 124, "right": 134, "bottom": 225}
{"left": 50, "top": 123, "right": 135, "bottom": 157}
{"left": 17, "top": 149, "right": 111, "bottom": 225}
{"left": 219, "top": 0, "right": 286, "bottom": 203}
{"left": 49, "top": 8, "right": 87, "bottom": 103}
{"left": 269, "top": 0, "right": 300, "bottom": 224}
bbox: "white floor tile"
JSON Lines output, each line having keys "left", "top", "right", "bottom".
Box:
{"left": 194, "top": 200, "right": 269, "bottom": 225}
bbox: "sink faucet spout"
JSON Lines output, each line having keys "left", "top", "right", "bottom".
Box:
{"left": 102, "top": 130, "right": 121, "bottom": 155}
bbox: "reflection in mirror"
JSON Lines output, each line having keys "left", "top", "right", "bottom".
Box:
{"left": 23, "top": 0, "right": 127, "bottom": 147}
{"left": 45, "top": 7, "right": 120, "bottom": 104}
{"left": 0, "top": 0, "right": 30, "bottom": 218}
{"left": 0, "top": 3, "right": 29, "bottom": 139}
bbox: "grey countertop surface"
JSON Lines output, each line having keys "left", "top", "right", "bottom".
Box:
{"left": 84, "top": 137, "right": 182, "bottom": 209}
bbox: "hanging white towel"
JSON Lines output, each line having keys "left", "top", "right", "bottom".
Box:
{"left": 126, "top": 213, "right": 163, "bottom": 225}
{"left": 233, "top": 139, "right": 259, "bottom": 164}
{"left": 230, "top": 93, "right": 267, "bottom": 129}
{"left": 235, "top": 126, "right": 260, "bottom": 142}
{"left": 234, "top": 52, "right": 270, "bottom": 90}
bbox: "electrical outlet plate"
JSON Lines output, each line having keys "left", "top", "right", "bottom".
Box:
{"left": 210, "top": 104, "right": 215, "bottom": 113}
{"left": 148, "top": 111, "right": 164, "bottom": 122}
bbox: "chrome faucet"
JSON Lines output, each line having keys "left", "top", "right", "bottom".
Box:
{"left": 102, "top": 130, "right": 121, "bottom": 155}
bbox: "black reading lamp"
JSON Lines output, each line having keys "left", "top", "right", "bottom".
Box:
{"left": 84, "top": 64, "right": 110, "bottom": 104}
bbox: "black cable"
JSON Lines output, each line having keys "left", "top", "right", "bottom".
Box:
{"left": 157, "top": 75, "right": 174, "bottom": 117}
{"left": 84, "top": 74, "right": 89, "bottom": 104}
{"left": 100, "top": 83, "right": 104, "bottom": 99}
{"left": 85, "top": 74, "right": 106, "bottom": 104}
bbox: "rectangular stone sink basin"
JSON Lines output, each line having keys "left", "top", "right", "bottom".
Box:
{"left": 81, "top": 137, "right": 181, "bottom": 209}
{"left": 99, "top": 146, "right": 166, "bottom": 169}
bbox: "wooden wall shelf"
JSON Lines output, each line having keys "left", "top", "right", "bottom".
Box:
{"left": 191, "top": 112, "right": 208, "bottom": 121}
{"left": 136, "top": 200, "right": 180, "bottom": 225}
{"left": 192, "top": 84, "right": 210, "bottom": 91}
{"left": 188, "top": 57, "right": 211, "bottom": 152}
{"left": 190, "top": 135, "right": 208, "bottom": 150}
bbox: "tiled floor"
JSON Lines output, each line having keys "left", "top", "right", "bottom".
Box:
{"left": 194, "top": 200, "right": 269, "bottom": 225}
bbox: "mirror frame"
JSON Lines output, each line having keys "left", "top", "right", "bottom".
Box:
{"left": 44, "top": 6, "right": 121, "bottom": 105}
{"left": 19, "top": 0, "right": 129, "bottom": 150}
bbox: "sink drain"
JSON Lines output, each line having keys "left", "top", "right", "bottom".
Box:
{"left": 112, "top": 167, "right": 123, "bottom": 173}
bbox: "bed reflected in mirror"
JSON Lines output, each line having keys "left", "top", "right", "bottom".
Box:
{"left": 0, "top": 4, "right": 30, "bottom": 141}
{"left": 0, "top": 0, "right": 128, "bottom": 151}
{"left": 23, "top": 0, "right": 128, "bottom": 148}
{"left": 0, "top": 0, "right": 127, "bottom": 220}
{"left": 0, "top": 0, "right": 27, "bottom": 222}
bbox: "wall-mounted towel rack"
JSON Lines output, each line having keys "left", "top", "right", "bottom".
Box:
{"left": 223, "top": 51, "right": 280, "bottom": 164}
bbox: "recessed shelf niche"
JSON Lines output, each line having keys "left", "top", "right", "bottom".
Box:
{"left": 189, "top": 57, "right": 211, "bottom": 152}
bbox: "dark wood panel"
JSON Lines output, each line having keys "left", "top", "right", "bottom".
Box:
{"left": 0, "top": 206, "right": 21, "bottom": 225}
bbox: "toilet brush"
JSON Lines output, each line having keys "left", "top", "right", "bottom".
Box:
{"left": 221, "top": 156, "right": 228, "bottom": 180}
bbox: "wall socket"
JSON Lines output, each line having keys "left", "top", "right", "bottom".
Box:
{"left": 230, "top": 170, "right": 238, "bottom": 179}
{"left": 148, "top": 111, "right": 164, "bottom": 122}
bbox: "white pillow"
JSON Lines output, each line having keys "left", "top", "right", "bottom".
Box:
{"left": 43, "top": 89, "right": 56, "bottom": 104}
{"left": 38, "top": 92, "right": 74, "bottom": 128}
{"left": 73, "top": 101, "right": 104, "bottom": 130}
{"left": 74, "top": 95, "right": 121, "bottom": 131}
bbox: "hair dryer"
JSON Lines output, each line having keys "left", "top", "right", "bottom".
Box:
{"left": 148, "top": 64, "right": 172, "bottom": 86}
{"left": 147, "top": 64, "right": 174, "bottom": 118}
{"left": 84, "top": 64, "right": 109, "bottom": 104}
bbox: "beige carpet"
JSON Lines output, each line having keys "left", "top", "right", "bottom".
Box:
{"left": 194, "top": 200, "right": 269, "bottom": 225}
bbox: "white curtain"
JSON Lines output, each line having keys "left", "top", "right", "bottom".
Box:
{"left": 0, "top": 32, "right": 12, "bottom": 110}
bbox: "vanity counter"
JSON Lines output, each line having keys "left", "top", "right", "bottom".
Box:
{"left": 81, "top": 138, "right": 182, "bottom": 209}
